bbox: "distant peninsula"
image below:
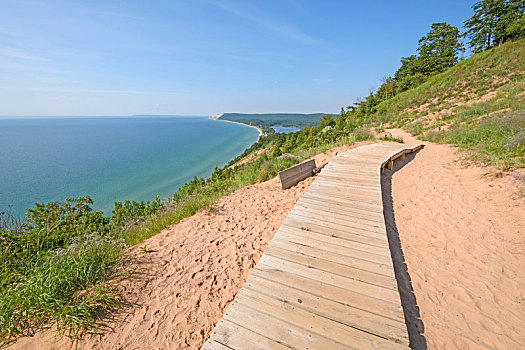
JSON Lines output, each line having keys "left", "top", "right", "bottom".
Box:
{"left": 209, "top": 112, "right": 330, "bottom": 133}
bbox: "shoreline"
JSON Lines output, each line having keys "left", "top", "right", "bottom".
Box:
{"left": 209, "top": 116, "right": 264, "bottom": 142}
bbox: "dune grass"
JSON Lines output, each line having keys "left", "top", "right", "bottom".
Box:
{"left": 423, "top": 112, "right": 525, "bottom": 167}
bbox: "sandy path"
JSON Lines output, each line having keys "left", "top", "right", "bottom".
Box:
{"left": 388, "top": 129, "right": 525, "bottom": 349}
{"left": 8, "top": 144, "right": 358, "bottom": 350}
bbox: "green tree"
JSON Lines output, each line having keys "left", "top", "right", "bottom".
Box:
{"left": 417, "top": 22, "right": 460, "bottom": 75}
{"left": 495, "top": 1, "right": 525, "bottom": 43}
{"left": 335, "top": 107, "right": 346, "bottom": 130}
{"left": 393, "top": 55, "right": 427, "bottom": 91}
{"left": 506, "top": 14, "right": 525, "bottom": 39}
{"left": 465, "top": 0, "right": 525, "bottom": 52}
{"left": 316, "top": 114, "right": 335, "bottom": 132}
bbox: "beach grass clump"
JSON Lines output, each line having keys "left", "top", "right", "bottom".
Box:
{"left": 0, "top": 198, "right": 124, "bottom": 344}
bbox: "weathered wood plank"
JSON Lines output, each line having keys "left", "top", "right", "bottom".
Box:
{"left": 243, "top": 276, "right": 409, "bottom": 345}
{"left": 281, "top": 217, "right": 390, "bottom": 248}
{"left": 250, "top": 266, "right": 404, "bottom": 321}
{"left": 275, "top": 227, "right": 393, "bottom": 266}
{"left": 278, "top": 159, "right": 316, "bottom": 189}
{"left": 300, "top": 192, "right": 385, "bottom": 212}
{"left": 287, "top": 209, "right": 386, "bottom": 235}
{"left": 235, "top": 288, "right": 409, "bottom": 349}
{"left": 222, "top": 301, "right": 352, "bottom": 350}
{"left": 268, "top": 236, "right": 394, "bottom": 277}
{"left": 201, "top": 339, "right": 234, "bottom": 350}
{"left": 201, "top": 341, "right": 228, "bottom": 350}
{"left": 265, "top": 244, "right": 396, "bottom": 288}
{"left": 290, "top": 204, "right": 387, "bottom": 229}
{"left": 256, "top": 255, "right": 401, "bottom": 304}
{"left": 301, "top": 193, "right": 383, "bottom": 211}
{"left": 295, "top": 197, "right": 385, "bottom": 222}
{"left": 282, "top": 215, "right": 387, "bottom": 241}
{"left": 209, "top": 319, "right": 291, "bottom": 350}
{"left": 277, "top": 224, "right": 390, "bottom": 256}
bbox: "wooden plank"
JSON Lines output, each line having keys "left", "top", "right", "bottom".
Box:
{"left": 251, "top": 266, "right": 404, "bottom": 321}
{"left": 305, "top": 192, "right": 383, "bottom": 209}
{"left": 222, "top": 301, "right": 352, "bottom": 350}
{"left": 281, "top": 217, "right": 389, "bottom": 248}
{"left": 282, "top": 215, "right": 388, "bottom": 241}
{"left": 209, "top": 318, "right": 291, "bottom": 350}
{"left": 306, "top": 189, "right": 383, "bottom": 207}
{"left": 308, "top": 183, "right": 383, "bottom": 199}
{"left": 312, "top": 178, "right": 382, "bottom": 193}
{"left": 287, "top": 209, "right": 386, "bottom": 235}
{"left": 300, "top": 192, "right": 385, "bottom": 213}
{"left": 296, "top": 197, "right": 385, "bottom": 222}
{"left": 277, "top": 224, "right": 390, "bottom": 256}
{"left": 291, "top": 203, "right": 386, "bottom": 228}
{"left": 278, "top": 159, "right": 316, "bottom": 189}
{"left": 243, "top": 276, "right": 409, "bottom": 345}
{"left": 309, "top": 182, "right": 383, "bottom": 198}
{"left": 201, "top": 339, "right": 234, "bottom": 350}
{"left": 314, "top": 175, "right": 381, "bottom": 189}
{"left": 256, "top": 255, "right": 401, "bottom": 304}
{"left": 268, "top": 236, "right": 394, "bottom": 277}
{"left": 264, "top": 244, "right": 396, "bottom": 288}
{"left": 276, "top": 227, "right": 393, "bottom": 266}
{"left": 235, "top": 289, "right": 409, "bottom": 349}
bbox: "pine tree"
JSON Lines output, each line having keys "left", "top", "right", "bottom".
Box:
{"left": 465, "top": 0, "right": 525, "bottom": 52}
{"left": 416, "top": 22, "right": 460, "bottom": 75}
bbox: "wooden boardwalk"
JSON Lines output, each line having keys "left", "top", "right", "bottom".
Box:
{"left": 202, "top": 142, "right": 422, "bottom": 350}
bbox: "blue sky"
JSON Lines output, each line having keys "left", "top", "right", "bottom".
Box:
{"left": 0, "top": 0, "right": 474, "bottom": 116}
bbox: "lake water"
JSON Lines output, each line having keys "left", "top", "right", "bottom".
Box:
{"left": 272, "top": 126, "right": 300, "bottom": 133}
{"left": 0, "top": 116, "right": 258, "bottom": 217}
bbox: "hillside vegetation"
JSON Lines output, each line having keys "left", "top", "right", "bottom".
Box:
{"left": 375, "top": 39, "right": 525, "bottom": 167}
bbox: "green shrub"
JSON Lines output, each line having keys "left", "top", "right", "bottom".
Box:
{"left": 0, "top": 232, "right": 124, "bottom": 343}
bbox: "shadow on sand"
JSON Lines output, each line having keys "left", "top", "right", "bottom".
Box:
{"left": 381, "top": 150, "right": 427, "bottom": 350}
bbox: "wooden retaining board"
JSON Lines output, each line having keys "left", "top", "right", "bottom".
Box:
{"left": 278, "top": 159, "right": 317, "bottom": 189}
{"left": 203, "top": 142, "right": 422, "bottom": 350}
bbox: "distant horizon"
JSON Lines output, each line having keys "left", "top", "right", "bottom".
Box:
{"left": 0, "top": 111, "right": 336, "bottom": 118}
{"left": 1, "top": 1, "right": 472, "bottom": 116}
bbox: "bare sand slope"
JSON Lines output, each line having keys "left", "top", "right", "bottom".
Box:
{"left": 388, "top": 129, "right": 525, "bottom": 349}
{"left": 8, "top": 145, "right": 357, "bottom": 350}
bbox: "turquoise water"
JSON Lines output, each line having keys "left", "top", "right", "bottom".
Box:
{"left": 272, "top": 126, "right": 300, "bottom": 133}
{"left": 0, "top": 116, "right": 259, "bottom": 217}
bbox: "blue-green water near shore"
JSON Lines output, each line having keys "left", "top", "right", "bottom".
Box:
{"left": 0, "top": 116, "right": 259, "bottom": 217}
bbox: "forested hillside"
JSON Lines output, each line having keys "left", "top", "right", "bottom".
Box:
{"left": 218, "top": 113, "right": 327, "bottom": 133}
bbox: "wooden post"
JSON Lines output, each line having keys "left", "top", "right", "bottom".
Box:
{"left": 388, "top": 160, "right": 393, "bottom": 170}
{"left": 401, "top": 153, "right": 405, "bottom": 161}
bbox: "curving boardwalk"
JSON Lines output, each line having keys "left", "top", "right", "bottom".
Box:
{"left": 202, "top": 142, "right": 422, "bottom": 350}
